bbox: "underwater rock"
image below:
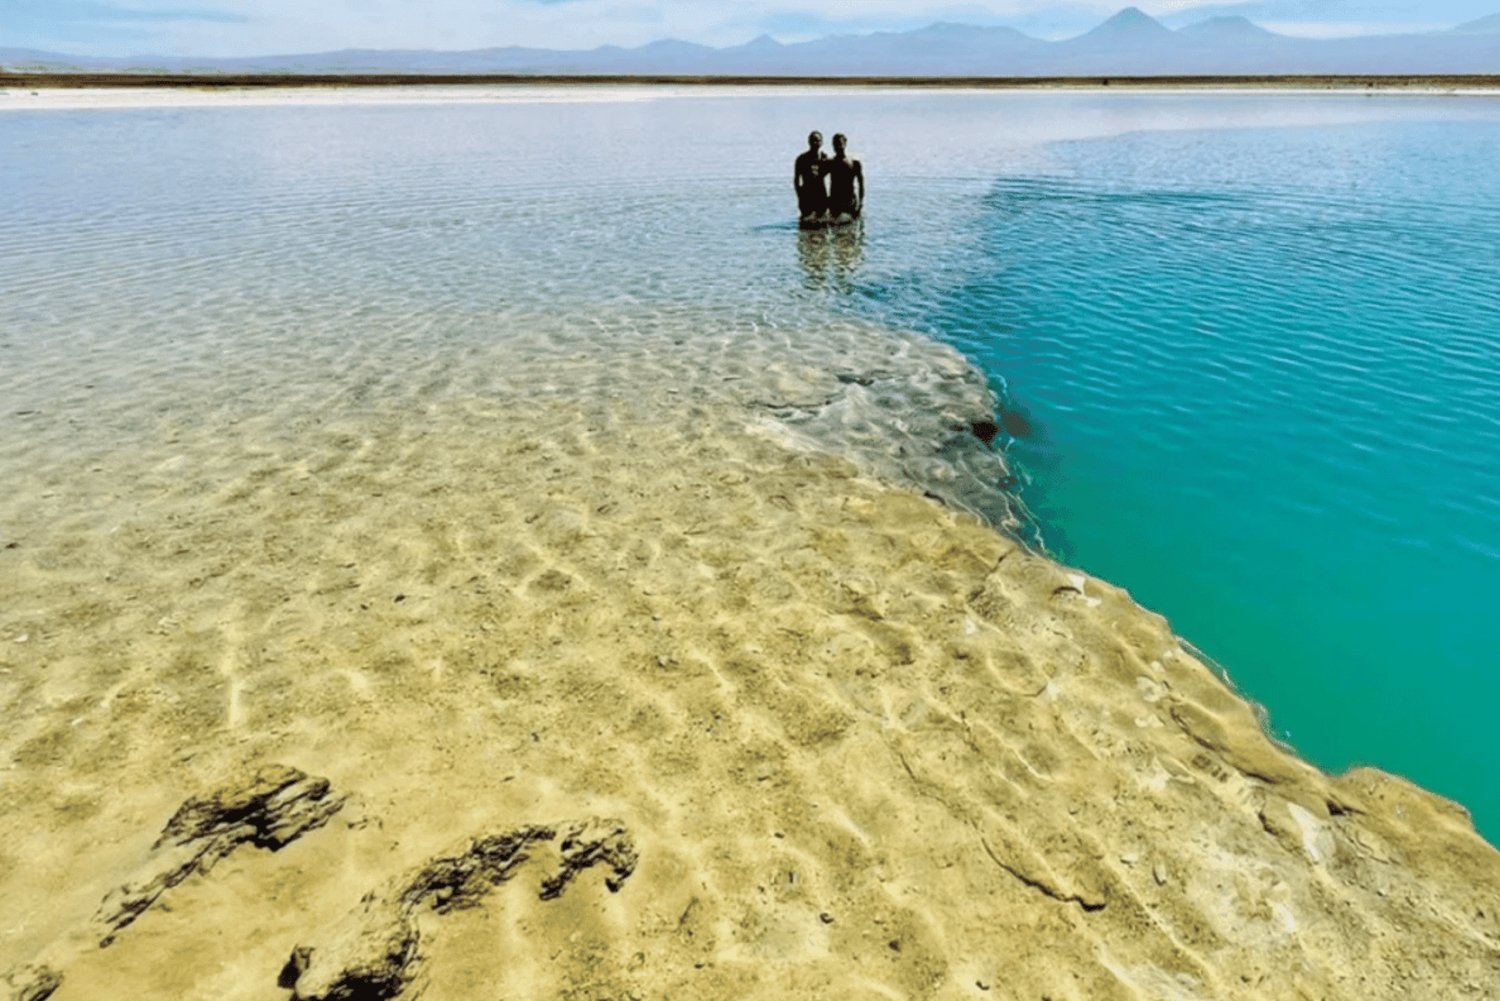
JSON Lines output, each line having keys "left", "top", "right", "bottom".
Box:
{"left": 282, "top": 819, "right": 635, "bottom": 1001}
{"left": 3, "top": 965, "right": 61, "bottom": 1001}
{"left": 95, "top": 764, "right": 345, "bottom": 946}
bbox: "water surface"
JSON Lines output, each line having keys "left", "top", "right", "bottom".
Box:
{"left": 897, "top": 117, "right": 1500, "bottom": 835}
{"left": 2, "top": 87, "right": 1497, "bottom": 835}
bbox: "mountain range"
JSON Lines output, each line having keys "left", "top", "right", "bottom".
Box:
{"left": 4, "top": 8, "right": 1499, "bottom": 77}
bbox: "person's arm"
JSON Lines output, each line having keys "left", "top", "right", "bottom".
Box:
{"left": 793, "top": 157, "right": 803, "bottom": 194}
{"left": 855, "top": 160, "right": 865, "bottom": 210}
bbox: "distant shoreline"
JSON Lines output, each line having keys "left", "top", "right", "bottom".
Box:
{"left": 5, "top": 72, "right": 1500, "bottom": 91}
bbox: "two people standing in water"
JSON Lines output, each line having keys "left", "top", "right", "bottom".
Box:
{"left": 794, "top": 131, "right": 864, "bottom": 227}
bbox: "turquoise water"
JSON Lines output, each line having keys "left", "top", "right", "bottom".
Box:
{"left": 2, "top": 89, "right": 1497, "bottom": 837}
{"left": 885, "top": 119, "right": 1500, "bottom": 834}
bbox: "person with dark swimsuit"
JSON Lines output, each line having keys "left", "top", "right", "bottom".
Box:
{"left": 825, "top": 133, "right": 864, "bottom": 222}
{"left": 794, "top": 131, "right": 828, "bottom": 223}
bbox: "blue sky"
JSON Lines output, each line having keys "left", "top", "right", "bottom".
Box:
{"left": 4, "top": 0, "right": 1497, "bottom": 56}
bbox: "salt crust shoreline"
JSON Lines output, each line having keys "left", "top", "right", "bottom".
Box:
{"left": 2, "top": 310, "right": 1498, "bottom": 999}
{"left": 3, "top": 82, "right": 1500, "bottom": 112}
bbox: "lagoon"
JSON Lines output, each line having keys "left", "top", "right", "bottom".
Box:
{"left": 2, "top": 86, "right": 1497, "bottom": 833}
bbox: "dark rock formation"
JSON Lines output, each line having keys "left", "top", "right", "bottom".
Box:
{"left": 281, "top": 818, "right": 636, "bottom": 1001}
{"left": 539, "top": 818, "right": 638, "bottom": 900}
{"left": 95, "top": 764, "right": 345, "bottom": 946}
{"left": 3, "top": 964, "right": 62, "bottom": 1001}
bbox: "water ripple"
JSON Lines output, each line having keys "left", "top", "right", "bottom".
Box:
{"left": 913, "top": 116, "right": 1500, "bottom": 835}
{"left": 2, "top": 93, "right": 1499, "bottom": 837}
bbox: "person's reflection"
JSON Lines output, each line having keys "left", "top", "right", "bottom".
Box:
{"left": 796, "top": 227, "right": 831, "bottom": 290}
{"left": 830, "top": 221, "right": 864, "bottom": 292}
{"left": 797, "top": 220, "right": 863, "bottom": 292}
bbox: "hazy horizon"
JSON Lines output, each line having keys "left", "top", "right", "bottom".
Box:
{"left": 5, "top": 0, "right": 1500, "bottom": 60}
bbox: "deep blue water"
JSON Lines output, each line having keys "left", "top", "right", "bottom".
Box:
{"left": 880, "top": 118, "right": 1500, "bottom": 835}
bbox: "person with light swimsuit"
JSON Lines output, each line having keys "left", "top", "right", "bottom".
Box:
{"left": 825, "top": 133, "right": 864, "bottom": 222}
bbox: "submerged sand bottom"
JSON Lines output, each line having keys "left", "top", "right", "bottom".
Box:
{"left": 2, "top": 318, "right": 1498, "bottom": 1000}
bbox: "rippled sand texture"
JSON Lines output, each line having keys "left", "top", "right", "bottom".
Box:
{"left": 4, "top": 309, "right": 1499, "bottom": 1000}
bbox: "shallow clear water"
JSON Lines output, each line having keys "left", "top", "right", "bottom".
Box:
{"left": 2, "top": 88, "right": 1497, "bottom": 835}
